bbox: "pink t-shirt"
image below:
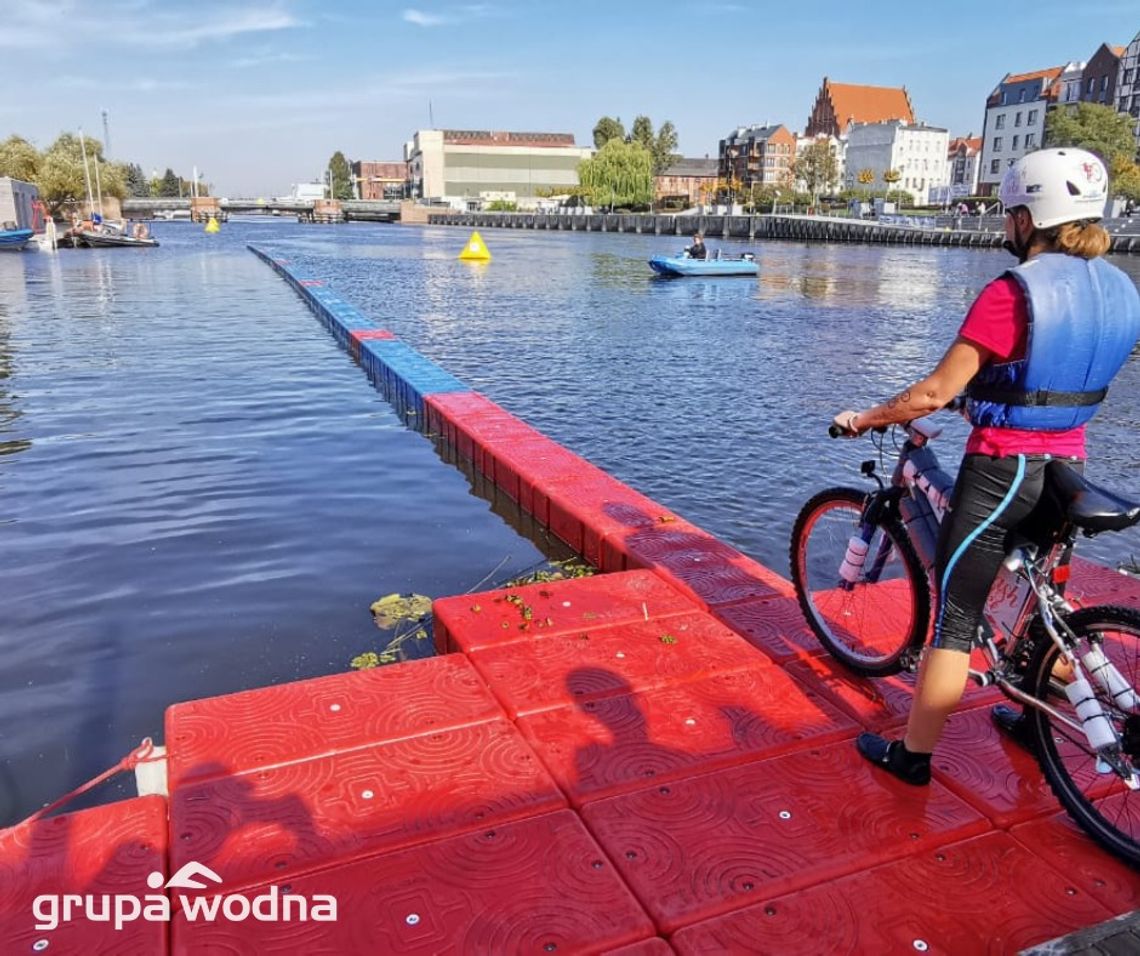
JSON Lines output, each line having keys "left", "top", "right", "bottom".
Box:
{"left": 958, "top": 276, "right": 1087, "bottom": 459}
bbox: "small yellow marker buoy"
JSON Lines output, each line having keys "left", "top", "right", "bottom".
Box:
{"left": 458, "top": 230, "right": 491, "bottom": 261}
{"left": 204, "top": 216, "right": 220, "bottom": 234}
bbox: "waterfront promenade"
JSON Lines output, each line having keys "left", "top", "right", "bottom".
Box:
{"left": 2, "top": 239, "right": 1135, "bottom": 953}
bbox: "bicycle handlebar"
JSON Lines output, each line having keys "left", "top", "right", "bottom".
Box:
{"left": 828, "top": 395, "right": 967, "bottom": 438}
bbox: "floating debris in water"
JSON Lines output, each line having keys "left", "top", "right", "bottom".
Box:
{"left": 370, "top": 593, "right": 432, "bottom": 630}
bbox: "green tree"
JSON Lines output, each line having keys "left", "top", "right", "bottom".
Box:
{"left": 158, "top": 168, "right": 181, "bottom": 197}
{"left": 792, "top": 140, "right": 839, "bottom": 205}
{"left": 1044, "top": 103, "right": 1135, "bottom": 165}
{"left": 576, "top": 139, "right": 654, "bottom": 209}
{"left": 0, "top": 135, "right": 40, "bottom": 182}
{"left": 630, "top": 115, "right": 654, "bottom": 150}
{"left": 653, "top": 120, "right": 680, "bottom": 176}
{"left": 36, "top": 133, "right": 124, "bottom": 214}
{"left": 592, "top": 116, "right": 626, "bottom": 149}
{"left": 123, "top": 162, "right": 150, "bottom": 198}
{"left": 328, "top": 150, "right": 354, "bottom": 200}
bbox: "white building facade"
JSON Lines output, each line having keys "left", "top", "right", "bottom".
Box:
{"left": 843, "top": 121, "right": 949, "bottom": 204}
{"left": 978, "top": 67, "right": 1061, "bottom": 196}
{"left": 404, "top": 129, "right": 594, "bottom": 209}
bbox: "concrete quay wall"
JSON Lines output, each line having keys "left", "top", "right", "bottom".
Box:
{"left": 429, "top": 211, "right": 1140, "bottom": 254}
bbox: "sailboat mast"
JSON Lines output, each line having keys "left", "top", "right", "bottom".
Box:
{"left": 92, "top": 149, "right": 104, "bottom": 218}
{"left": 79, "top": 129, "right": 94, "bottom": 219}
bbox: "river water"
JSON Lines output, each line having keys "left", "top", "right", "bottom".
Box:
{"left": 1, "top": 220, "right": 1137, "bottom": 822}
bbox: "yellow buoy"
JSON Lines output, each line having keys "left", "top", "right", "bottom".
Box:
{"left": 204, "top": 216, "right": 220, "bottom": 234}
{"left": 458, "top": 230, "right": 491, "bottom": 261}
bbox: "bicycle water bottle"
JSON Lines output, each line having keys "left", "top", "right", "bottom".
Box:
{"left": 1081, "top": 646, "right": 1140, "bottom": 711}
{"left": 838, "top": 535, "right": 869, "bottom": 583}
{"left": 1064, "top": 678, "right": 1118, "bottom": 750}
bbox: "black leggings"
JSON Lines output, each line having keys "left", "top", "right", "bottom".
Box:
{"left": 933, "top": 453, "right": 1079, "bottom": 653}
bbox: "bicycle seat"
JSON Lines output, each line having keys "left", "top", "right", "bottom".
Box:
{"left": 1047, "top": 462, "right": 1140, "bottom": 534}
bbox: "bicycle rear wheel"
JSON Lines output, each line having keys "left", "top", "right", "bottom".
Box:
{"left": 1027, "top": 604, "right": 1140, "bottom": 868}
{"left": 790, "top": 487, "right": 930, "bottom": 676}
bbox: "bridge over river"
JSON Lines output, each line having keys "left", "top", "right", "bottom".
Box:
{"left": 122, "top": 198, "right": 402, "bottom": 222}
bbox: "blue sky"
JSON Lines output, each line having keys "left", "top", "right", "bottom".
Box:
{"left": 4, "top": 0, "right": 1138, "bottom": 195}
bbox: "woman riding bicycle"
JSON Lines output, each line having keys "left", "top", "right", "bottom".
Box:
{"left": 833, "top": 148, "right": 1140, "bottom": 785}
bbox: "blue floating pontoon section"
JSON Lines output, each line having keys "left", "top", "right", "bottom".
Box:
{"left": 248, "top": 244, "right": 468, "bottom": 422}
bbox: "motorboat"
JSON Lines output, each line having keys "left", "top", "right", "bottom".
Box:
{"left": 648, "top": 252, "right": 757, "bottom": 277}
{"left": 0, "top": 227, "right": 33, "bottom": 251}
{"left": 67, "top": 220, "right": 159, "bottom": 249}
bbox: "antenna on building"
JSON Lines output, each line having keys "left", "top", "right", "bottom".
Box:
{"left": 101, "top": 108, "right": 111, "bottom": 155}
{"left": 429, "top": 99, "right": 435, "bottom": 128}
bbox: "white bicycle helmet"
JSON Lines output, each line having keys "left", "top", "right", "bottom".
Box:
{"left": 998, "top": 148, "right": 1108, "bottom": 229}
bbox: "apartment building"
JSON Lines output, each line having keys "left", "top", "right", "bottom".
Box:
{"left": 978, "top": 66, "right": 1062, "bottom": 196}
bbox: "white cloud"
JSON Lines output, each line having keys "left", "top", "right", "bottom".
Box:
{"left": 402, "top": 5, "right": 499, "bottom": 27}
{"left": 0, "top": 1, "right": 304, "bottom": 50}
{"left": 229, "top": 50, "right": 314, "bottom": 68}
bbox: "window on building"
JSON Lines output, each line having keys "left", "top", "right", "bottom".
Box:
{"left": 1088, "top": 77, "right": 1096, "bottom": 93}
{"left": 1000, "top": 91, "right": 1008, "bottom": 106}
{"left": 1027, "top": 109, "right": 1038, "bottom": 125}
{"left": 1014, "top": 111, "right": 1022, "bottom": 126}
{"left": 993, "top": 136, "right": 1002, "bottom": 151}
{"left": 990, "top": 159, "right": 1001, "bottom": 174}
{"left": 1012, "top": 135, "right": 1020, "bottom": 150}
{"left": 1018, "top": 88, "right": 1027, "bottom": 103}
{"left": 1125, "top": 69, "right": 1134, "bottom": 84}
{"left": 1101, "top": 75, "right": 1109, "bottom": 91}
{"left": 995, "top": 114, "right": 1005, "bottom": 129}
{"left": 1025, "top": 133, "right": 1036, "bottom": 148}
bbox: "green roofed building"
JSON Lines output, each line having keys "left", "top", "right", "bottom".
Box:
{"left": 404, "top": 129, "right": 594, "bottom": 209}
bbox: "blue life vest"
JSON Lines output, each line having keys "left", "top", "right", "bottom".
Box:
{"left": 967, "top": 253, "right": 1140, "bottom": 430}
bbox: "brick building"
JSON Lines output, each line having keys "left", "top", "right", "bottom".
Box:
{"left": 1079, "top": 43, "right": 1125, "bottom": 106}
{"left": 351, "top": 161, "right": 407, "bottom": 200}
{"left": 654, "top": 158, "right": 718, "bottom": 205}
{"left": 805, "top": 78, "right": 915, "bottom": 138}
{"left": 718, "top": 125, "right": 796, "bottom": 188}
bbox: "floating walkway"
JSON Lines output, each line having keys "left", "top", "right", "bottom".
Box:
{"left": 2, "top": 246, "right": 1138, "bottom": 953}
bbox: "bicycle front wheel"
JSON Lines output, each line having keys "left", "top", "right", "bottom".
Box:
{"left": 1027, "top": 604, "right": 1140, "bottom": 868}
{"left": 790, "top": 487, "right": 930, "bottom": 677}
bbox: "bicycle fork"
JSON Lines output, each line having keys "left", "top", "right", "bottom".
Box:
{"left": 996, "top": 551, "right": 1139, "bottom": 788}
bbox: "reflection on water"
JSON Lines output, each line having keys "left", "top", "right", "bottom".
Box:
{"left": 1, "top": 220, "right": 1137, "bottom": 825}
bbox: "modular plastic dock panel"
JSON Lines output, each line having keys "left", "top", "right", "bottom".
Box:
{"left": 930, "top": 704, "right": 1118, "bottom": 829}
{"left": 172, "top": 810, "right": 656, "bottom": 955}
{"left": 0, "top": 796, "right": 168, "bottom": 955}
{"left": 711, "top": 594, "right": 826, "bottom": 663}
{"left": 606, "top": 938, "right": 676, "bottom": 955}
{"left": 518, "top": 666, "right": 858, "bottom": 806}
{"left": 670, "top": 832, "right": 1113, "bottom": 955}
{"left": 607, "top": 524, "right": 792, "bottom": 609}
{"left": 1010, "top": 798, "right": 1140, "bottom": 915}
{"left": 170, "top": 717, "right": 565, "bottom": 891}
{"left": 469, "top": 611, "right": 773, "bottom": 719}
{"left": 1069, "top": 556, "right": 1140, "bottom": 607}
{"left": 785, "top": 653, "right": 999, "bottom": 733}
{"left": 165, "top": 654, "right": 504, "bottom": 789}
{"left": 432, "top": 569, "right": 698, "bottom": 654}
{"left": 581, "top": 740, "right": 990, "bottom": 933}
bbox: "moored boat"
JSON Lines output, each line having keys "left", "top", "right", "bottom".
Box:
{"left": 648, "top": 252, "right": 757, "bottom": 277}
{"left": 0, "top": 227, "right": 33, "bottom": 251}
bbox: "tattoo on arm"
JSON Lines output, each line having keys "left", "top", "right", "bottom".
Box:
{"left": 886, "top": 389, "right": 912, "bottom": 410}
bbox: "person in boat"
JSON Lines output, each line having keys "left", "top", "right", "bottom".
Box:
{"left": 685, "top": 233, "right": 707, "bottom": 259}
{"left": 132, "top": 222, "right": 150, "bottom": 240}
{"left": 832, "top": 148, "right": 1140, "bottom": 785}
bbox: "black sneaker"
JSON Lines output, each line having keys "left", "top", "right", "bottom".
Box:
{"left": 856, "top": 732, "right": 931, "bottom": 786}
{"left": 991, "top": 704, "right": 1035, "bottom": 752}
